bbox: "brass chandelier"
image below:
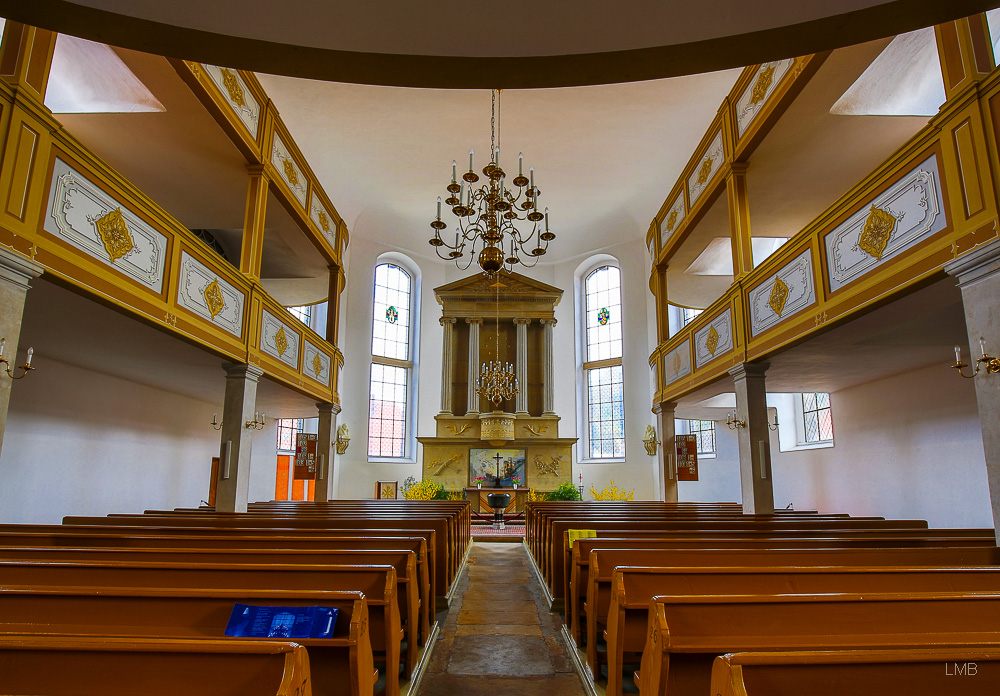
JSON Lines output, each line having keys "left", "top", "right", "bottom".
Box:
{"left": 429, "top": 89, "right": 554, "bottom": 277}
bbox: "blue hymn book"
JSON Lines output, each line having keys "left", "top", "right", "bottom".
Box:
{"left": 224, "top": 604, "right": 339, "bottom": 639}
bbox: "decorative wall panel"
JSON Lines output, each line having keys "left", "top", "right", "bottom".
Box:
{"left": 303, "top": 340, "right": 332, "bottom": 386}
{"left": 694, "top": 308, "right": 734, "bottom": 368}
{"left": 309, "top": 195, "right": 337, "bottom": 247}
{"left": 201, "top": 64, "right": 261, "bottom": 137}
{"left": 687, "top": 131, "right": 725, "bottom": 205}
{"left": 44, "top": 158, "right": 168, "bottom": 292}
{"left": 271, "top": 133, "right": 308, "bottom": 208}
{"left": 260, "top": 310, "right": 300, "bottom": 369}
{"left": 748, "top": 247, "right": 815, "bottom": 336}
{"left": 176, "top": 251, "right": 245, "bottom": 336}
{"left": 735, "top": 59, "right": 795, "bottom": 136}
{"left": 824, "top": 154, "right": 947, "bottom": 292}
{"left": 659, "top": 195, "right": 686, "bottom": 249}
{"left": 664, "top": 340, "right": 692, "bottom": 385}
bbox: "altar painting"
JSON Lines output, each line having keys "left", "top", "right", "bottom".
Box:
{"left": 470, "top": 448, "right": 526, "bottom": 486}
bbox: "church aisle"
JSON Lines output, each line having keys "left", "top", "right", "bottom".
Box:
{"left": 418, "top": 542, "right": 587, "bottom": 695}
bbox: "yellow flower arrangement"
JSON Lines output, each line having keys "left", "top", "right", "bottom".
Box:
{"left": 404, "top": 479, "right": 444, "bottom": 500}
{"left": 588, "top": 480, "right": 635, "bottom": 501}
{"left": 447, "top": 490, "right": 463, "bottom": 501}
{"left": 527, "top": 488, "right": 547, "bottom": 503}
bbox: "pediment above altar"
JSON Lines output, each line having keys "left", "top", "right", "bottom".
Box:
{"left": 434, "top": 270, "right": 562, "bottom": 317}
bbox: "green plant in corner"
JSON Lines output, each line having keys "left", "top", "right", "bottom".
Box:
{"left": 545, "top": 481, "right": 582, "bottom": 501}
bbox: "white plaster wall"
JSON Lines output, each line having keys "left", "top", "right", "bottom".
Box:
{"left": 0, "top": 357, "right": 280, "bottom": 523}
{"left": 332, "top": 235, "right": 446, "bottom": 499}
{"left": 676, "top": 362, "right": 992, "bottom": 528}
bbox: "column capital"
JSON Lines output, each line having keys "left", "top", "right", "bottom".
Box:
{"left": 466, "top": 317, "right": 484, "bottom": 325}
{"left": 316, "top": 401, "right": 342, "bottom": 415}
{"left": 652, "top": 400, "right": 677, "bottom": 416}
{"left": 223, "top": 362, "right": 265, "bottom": 381}
{"left": 246, "top": 163, "right": 271, "bottom": 179}
{"left": 728, "top": 361, "right": 769, "bottom": 382}
{"left": 0, "top": 248, "right": 44, "bottom": 291}
{"left": 539, "top": 318, "right": 557, "bottom": 326}
{"left": 440, "top": 316, "right": 458, "bottom": 325}
{"left": 513, "top": 317, "right": 532, "bottom": 326}
{"left": 944, "top": 238, "right": 1000, "bottom": 287}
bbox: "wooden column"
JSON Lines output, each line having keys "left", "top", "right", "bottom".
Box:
{"left": 326, "top": 263, "right": 345, "bottom": 345}
{"left": 653, "top": 401, "right": 678, "bottom": 502}
{"left": 935, "top": 14, "right": 994, "bottom": 101}
{"left": 466, "top": 317, "right": 482, "bottom": 415}
{"left": 314, "top": 401, "right": 341, "bottom": 502}
{"left": 439, "top": 317, "right": 457, "bottom": 415}
{"left": 216, "top": 363, "right": 264, "bottom": 513}
{"left": 729, "top": 361, "right": 774, "bottom": 514}
{"left": 239, "top": 166, "right": 269, "bottom": 281}
{"left": 514, "top": 318, "right": 530, "bottom": 415}
{"left": 945, "top": 239, "right": 1000, "bottom": 543}
{"left": 0, "top": 22, "right": 57, "bottom": 101}
{"left": 726, "top": 163, "right": 755, "bottom": 280}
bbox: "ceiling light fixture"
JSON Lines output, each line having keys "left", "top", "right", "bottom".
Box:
{"left": 429, "top": 89, "right": 554, "bottom": 277}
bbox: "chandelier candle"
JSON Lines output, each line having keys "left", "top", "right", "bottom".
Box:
{"left": 429, "top": 89, "right": 556, "bottom": 276}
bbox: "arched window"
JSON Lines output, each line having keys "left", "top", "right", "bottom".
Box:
{"left": 583, "top": 265, "right": 625, "bottom": 458}
{"left": 368, "top": 262, "right": 414, "bottom": 458}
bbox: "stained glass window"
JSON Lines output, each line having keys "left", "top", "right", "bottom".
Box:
{"left": 583, "top": 265, "right": 625, "bottom": 459}
{"left": 801, "top": 392, "right": 834, "bottom": 443}
{"left": 368, "top": 262, "right": 414, "bottom": 458}
{"left": 368, "top": 363, "right": 408, "bottom": 457}
{"left": 585, "top": 266, "right": 623, "bottom": 362}
{"left": 371, "top": 264, "right": 411, "bottom": 360}
{"left": 276, "top": 418, "right": 304, "bottom": 453}
{"left": 687, "top": 419, "right": 716, "bottom": 455}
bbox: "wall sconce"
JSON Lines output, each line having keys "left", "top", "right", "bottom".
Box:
{"left": 210, "top": 413, "right": 223, "bottom": 430}
{"left": 726, "top": 411, "right": 746, "bottom": 430}
{"left": 768, "top": 412, "right": 779, "bottom": 431}
{"left": 953, "top": 339, "right": 1000, "bottom": 378}
{"left": 336, "top": 423, "right": 350, "bottom": 454}
{"left": 244, "top": 412, "right": 266, "bottom": 430}
{"left": 0, "top": 339, "right": 35, "bottom": 380}
{"left": 642, "top": 424, "right": 659, "bottom": 456}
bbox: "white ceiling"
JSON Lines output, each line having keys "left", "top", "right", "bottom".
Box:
{"left": 256, "top": 71, "right": 743, "bottom": 264}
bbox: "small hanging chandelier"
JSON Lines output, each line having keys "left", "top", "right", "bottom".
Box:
{"left": 429, "top": 89, "right": 554, "bottom": 277}
{"left": 476, "top": 279, "right": 518, "bottom": 408}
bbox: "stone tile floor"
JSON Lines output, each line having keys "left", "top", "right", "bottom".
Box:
{"left": 417, "top": 542, "right": 587, "bottom": 695}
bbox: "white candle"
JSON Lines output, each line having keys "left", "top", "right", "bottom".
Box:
{"left": 437, "top": 197, "right": 442, "bottom": 219}
{"left": 980, "top": 336, "right": 988, "bottom": 357}
{"left": 518, "top": 152, "right": 523, "bottom": 176}
{"left": 499, "top": 179, "right": 504, "bottom": 200}
{"left": 459, "top": 181, "right": 465, "bottom": 206}
{"left": 0, "top": 338, "right": 4, "bottom": 358}
{"left": 469, "top": 148, "right": 474, "bottom": 171}
{"left": 530, "top": 166, "right": 534, "bottom": 191}
{"left": 451, "top": 161, "right": 457, "bottom": 183}
{"left": 213, "top": 413, "right": 218, "bottom": 423}
{"left": 955, "top": 345, "right": 962, "bottom": 363}
{"left": 545, "top": 207, "right": 549, "bottom": 230}
{"left": 454, "top": 232, "right": 459, "bottom": 247}
{"left": 25, "top": 347, "right": 32, "bottom": 367}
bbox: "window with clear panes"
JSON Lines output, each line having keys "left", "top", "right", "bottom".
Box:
{"left": 583, "top": 265, "right": 625, "bottom": 458}
{"left": 368, "top": 263, "right": 413, "bottom": 458}
{"left": 276, "top": 418, "right": 304, "bottom": 453}
{"left": 688, "top": 419, "right": 716, "bottom": 455}
{"left": 801, "top": 392, "right": 833, "bottom": 443}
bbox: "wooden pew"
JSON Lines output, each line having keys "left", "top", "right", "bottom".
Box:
{"left": 0, "top": 547, "right": 421, "bottom": 676}
{"left": 0, "top": 560, "right": 402, "bottom": 696}
{"left": 64, "top": 514, "right": 454, "bottom": 600}
{"left": 543, "top": 517, "right": 932, "bottom": 600}
{"left": 711, "top": 648, "right": 1000, "bottom": 696}
{"left": 635, "top": 591, "right": 1000, "bottom": 696}
{"left": 0, "top": 586, "right": 375, "bottom": 696}
{"left": 604, "top": 564, "right": 1000, "bottom": 696}
{"left": 570, "top": 533, "right": 997, "bottom": 645}
{"left": 0, "top": 635, "right": 314, "bottom": 696}
{"left": 0, "top": 528, "right": 432, "bottom": 645}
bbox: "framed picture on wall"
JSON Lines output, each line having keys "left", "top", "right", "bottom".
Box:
{"left": 470, "top": 448, "right": 527, "bottom": 487}
{"left": 375, "top": 480, "right": 398, "bottom": 499}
